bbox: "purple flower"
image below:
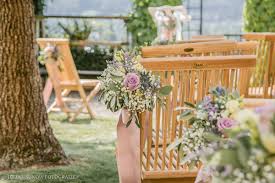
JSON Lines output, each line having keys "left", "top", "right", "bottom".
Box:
{"left": 202, "top": 96, "right": 217, "bottom": 119}
{"left": 217, "top": 118, "right": 236, "bottom": 131}
{"left": 216, "top": 86, "right": 226, "bottom": 96}
{"left": 124, "top": 73, "right": 140, "bottom": 91}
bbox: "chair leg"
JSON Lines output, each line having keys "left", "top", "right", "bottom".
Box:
{"left": 43, "top": 78, "right": 53, "bottom": 106}
{"left": 87, "top": 83, "right": 101, "bottom": 101}
{"left": 78, "top": 87, "right": 96, "bottom": 119}
{"left": 47, "top": 101, "right": 56, "bottom": 113}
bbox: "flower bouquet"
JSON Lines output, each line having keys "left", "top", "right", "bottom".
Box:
{"left": 38, "top": 43, "right": 63, "bottom": 71}
{"left": 38, "top": 43, "right": 61, "bottom": 64}
{"left": 98, "top": 50, "right": 172, "bottom": 127}
{"left": 199, "top": 104, "right": 275, "bottom": 183}
{"left": 167, "top": 86, "right": 243, "bottom": 166}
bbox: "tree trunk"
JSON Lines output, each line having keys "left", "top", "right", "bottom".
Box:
{"left": 0, "top": 0, "right": 67, "bottom": 170}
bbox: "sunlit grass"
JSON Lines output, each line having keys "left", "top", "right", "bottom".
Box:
{"left": 0, "top": 113, "right": 118, "bottom": 183}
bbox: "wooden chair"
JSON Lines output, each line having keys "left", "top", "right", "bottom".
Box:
{"left": 243, "top": 33, "right": 275, "bottom": 98}
{"left": 138, "top": 55, "right": 256, "bottom": 183}
{"left": 37, "top": 38, "right": 100, "bottom": 122}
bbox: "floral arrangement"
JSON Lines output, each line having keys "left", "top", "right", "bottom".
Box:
{"left": 38, "top": 43, "right": 62, "bottom": 64}
{"left": 168, "top": 86, "right": 243, "bottom": 166}
{"left": 98, "top": 50, "right": 172, "bottom": 127}
{"left": 199, "top": 104, "right": 275, "bottom": 183}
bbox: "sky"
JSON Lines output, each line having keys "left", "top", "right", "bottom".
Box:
{"left": 44, "top": 0, "right": 245, "bottom": 40}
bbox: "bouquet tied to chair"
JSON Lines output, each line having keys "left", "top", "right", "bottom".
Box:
{"left": 99, "top": 49, "right": 172, "bottom": 127}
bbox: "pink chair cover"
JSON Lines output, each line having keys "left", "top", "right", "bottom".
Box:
{"left": 116, "top": 109, "right": 141, "bottom": 183}
{"left": 43, "top": 78, "right": 53, "bottom": 105}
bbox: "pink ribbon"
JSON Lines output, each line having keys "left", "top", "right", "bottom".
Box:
{"left": 116, "top": 109, "right": 141, "bottom": 183}
{"left": 43, "top": 78, "right": 53, "bottom": 105}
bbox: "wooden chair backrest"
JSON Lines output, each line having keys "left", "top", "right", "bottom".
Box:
{"left": 243, "top": 33, "right": 275, "bottom": 98}
{"left": 37, "top": 38, "right": 80, "bottom": 87}
{"left": 142, "top": 41, "right": 238, "bottom": 58}
{"left": 191, "top": 35, "right": 225, "bottom": 40}
{"left": 139, "top": 55, "right": 256, "bottom": 173}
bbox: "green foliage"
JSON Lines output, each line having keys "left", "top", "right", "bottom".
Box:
{"left": 126, "top": 0, "right": 182, "bottom": 46}
{"left": 159, "top": 85, "right": 173, "bottom": 96}
{"left": 71, "top": 46, "right": 113, "bottom": 71}
{"left": 58, "top": 21, "right": 113, "bottom": 71}
{"left": 58, "top": 20, "right": 92, "bottom": 40}
{"left": 33, "top": 0, "right": 45, "bottom": 15}
{"left": 244, "top": 0, "right": 275, "bottom": 32}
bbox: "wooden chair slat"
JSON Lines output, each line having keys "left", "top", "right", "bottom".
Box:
{"left": 142, "top": 41, "right": 236, "bottom": 58}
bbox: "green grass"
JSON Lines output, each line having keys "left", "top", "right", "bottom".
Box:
{"left": 0, "top": 113, "right": 119, "bottom": 183}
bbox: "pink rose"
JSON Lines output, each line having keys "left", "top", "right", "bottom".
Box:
{"left": 123, "top": 73, "right": 140, "bottom": 91}
{"left": 217, "top": 118, "right": 236, "bottom": 131}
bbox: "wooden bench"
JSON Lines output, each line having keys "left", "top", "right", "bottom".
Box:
{"left": 138, "top": 55, "right": 256, "bottom": 183}
{"left": 142, "top": 41, "right": 238, "bottom": 58}
{"left": 243, "top": 33, "right": 275, "bottom": 98}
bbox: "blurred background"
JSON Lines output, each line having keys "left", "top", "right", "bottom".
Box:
{"left": 36, "top": 0, "right": 268, "bottom": 74}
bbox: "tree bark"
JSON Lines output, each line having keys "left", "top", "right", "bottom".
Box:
{"left": 0, "top": 0, "right": 67, "bottom": 170}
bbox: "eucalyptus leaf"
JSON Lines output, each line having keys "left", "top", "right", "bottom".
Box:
{"left": 134, "top": 113, "right": 141, "bottom": 128}
{"left": 204, "top": 132, "right": 222, "bottom": 142}
{"left": 178, "top": 110, "right": 194, "bottom": 121}
{"left": 214, "top": 149, "right": 241, "bottom": 167}
{"left": 110, "top": 96, "right": 117, "bottom": 112}
{"left": 236, "top": 140, "right": 249, "bottom": 168}
{"left": 98, "top": 91, "right": 105, "bottom": 102}
{"left": 159, "top": 85, "right": 173, "bottom": 96}
{"left": 126, "top": 115, "right": 133, "bottom": 127}
{"left": 184, "top": 101, "right": 196, "bottom": 109}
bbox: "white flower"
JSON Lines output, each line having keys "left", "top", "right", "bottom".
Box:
{"left": 221, "top": 110, "right": 230, "bottom": 118}
{"left": 234, "top": 109, "right": 260, "bottom": 124}
{"left": 197, "top": 111, "right": 207, "bottom": 120}
{"left": 44, "top": 44, "right": 55, "bottom": 53}
{"left": 226, "top": 100, "right": 240, "bottom": 113}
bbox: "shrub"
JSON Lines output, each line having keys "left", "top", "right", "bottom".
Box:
{"left": 71, "top": 46, "right": 113, "bottom": 71}
{"left": 58, "top": 20, "right": 113, "bottom": 71}
{"left": 244, "top": 0, "right": 275, "bottom": 32}
{"left": 126, "top": 0, "right": 182, "bottom": 46}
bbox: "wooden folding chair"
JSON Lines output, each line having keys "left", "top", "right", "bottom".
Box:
{"left": 37, "top": 38, "right": 100, "bottom": 122}
{"left": 138, "top": 53, "right": 256, "bottom": 182}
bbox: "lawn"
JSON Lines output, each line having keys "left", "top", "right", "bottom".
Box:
{"left": 0, "top": 113, "right": 119, "bottom": 183}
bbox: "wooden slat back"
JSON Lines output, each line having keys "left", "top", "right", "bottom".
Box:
{"left": 191, "top": 35, "right": 225, "bottom": 39}
{"left": 37, "top": 38, "right": 80, "bottom": 86}
{"left": 235, "top": 41, "right": 257, "bottom": 54}
{"left": 243, "top": 33, "right": 275, "bottom": 98}
{"left": 139, "top": 55, "right": 256, "bottom": 173}
{"left": 142, "top": 41, "right": 237, "bottom": 58}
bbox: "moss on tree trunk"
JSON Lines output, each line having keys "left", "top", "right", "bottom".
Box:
{"left": 0, "top": 0, "right": 67, "bottom": 170}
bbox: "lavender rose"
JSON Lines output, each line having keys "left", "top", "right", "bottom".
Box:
{"left": 124, "top": 73, "right": 140, "bottom": 91}
{"left": 217, "top": 118, "right": 236, "bottom": 131}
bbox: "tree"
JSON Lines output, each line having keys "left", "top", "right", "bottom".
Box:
{"left": 33, "top": 0, "right": 45, "bottom": 15}
{"left": 244, "top": 0, "right": 275, "bottom": 32}
{"left": 126, "top": 0, "right": 182, "bottom": 46}
{"left": 0, "top": 0, "right": 67, "bottom": 170}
